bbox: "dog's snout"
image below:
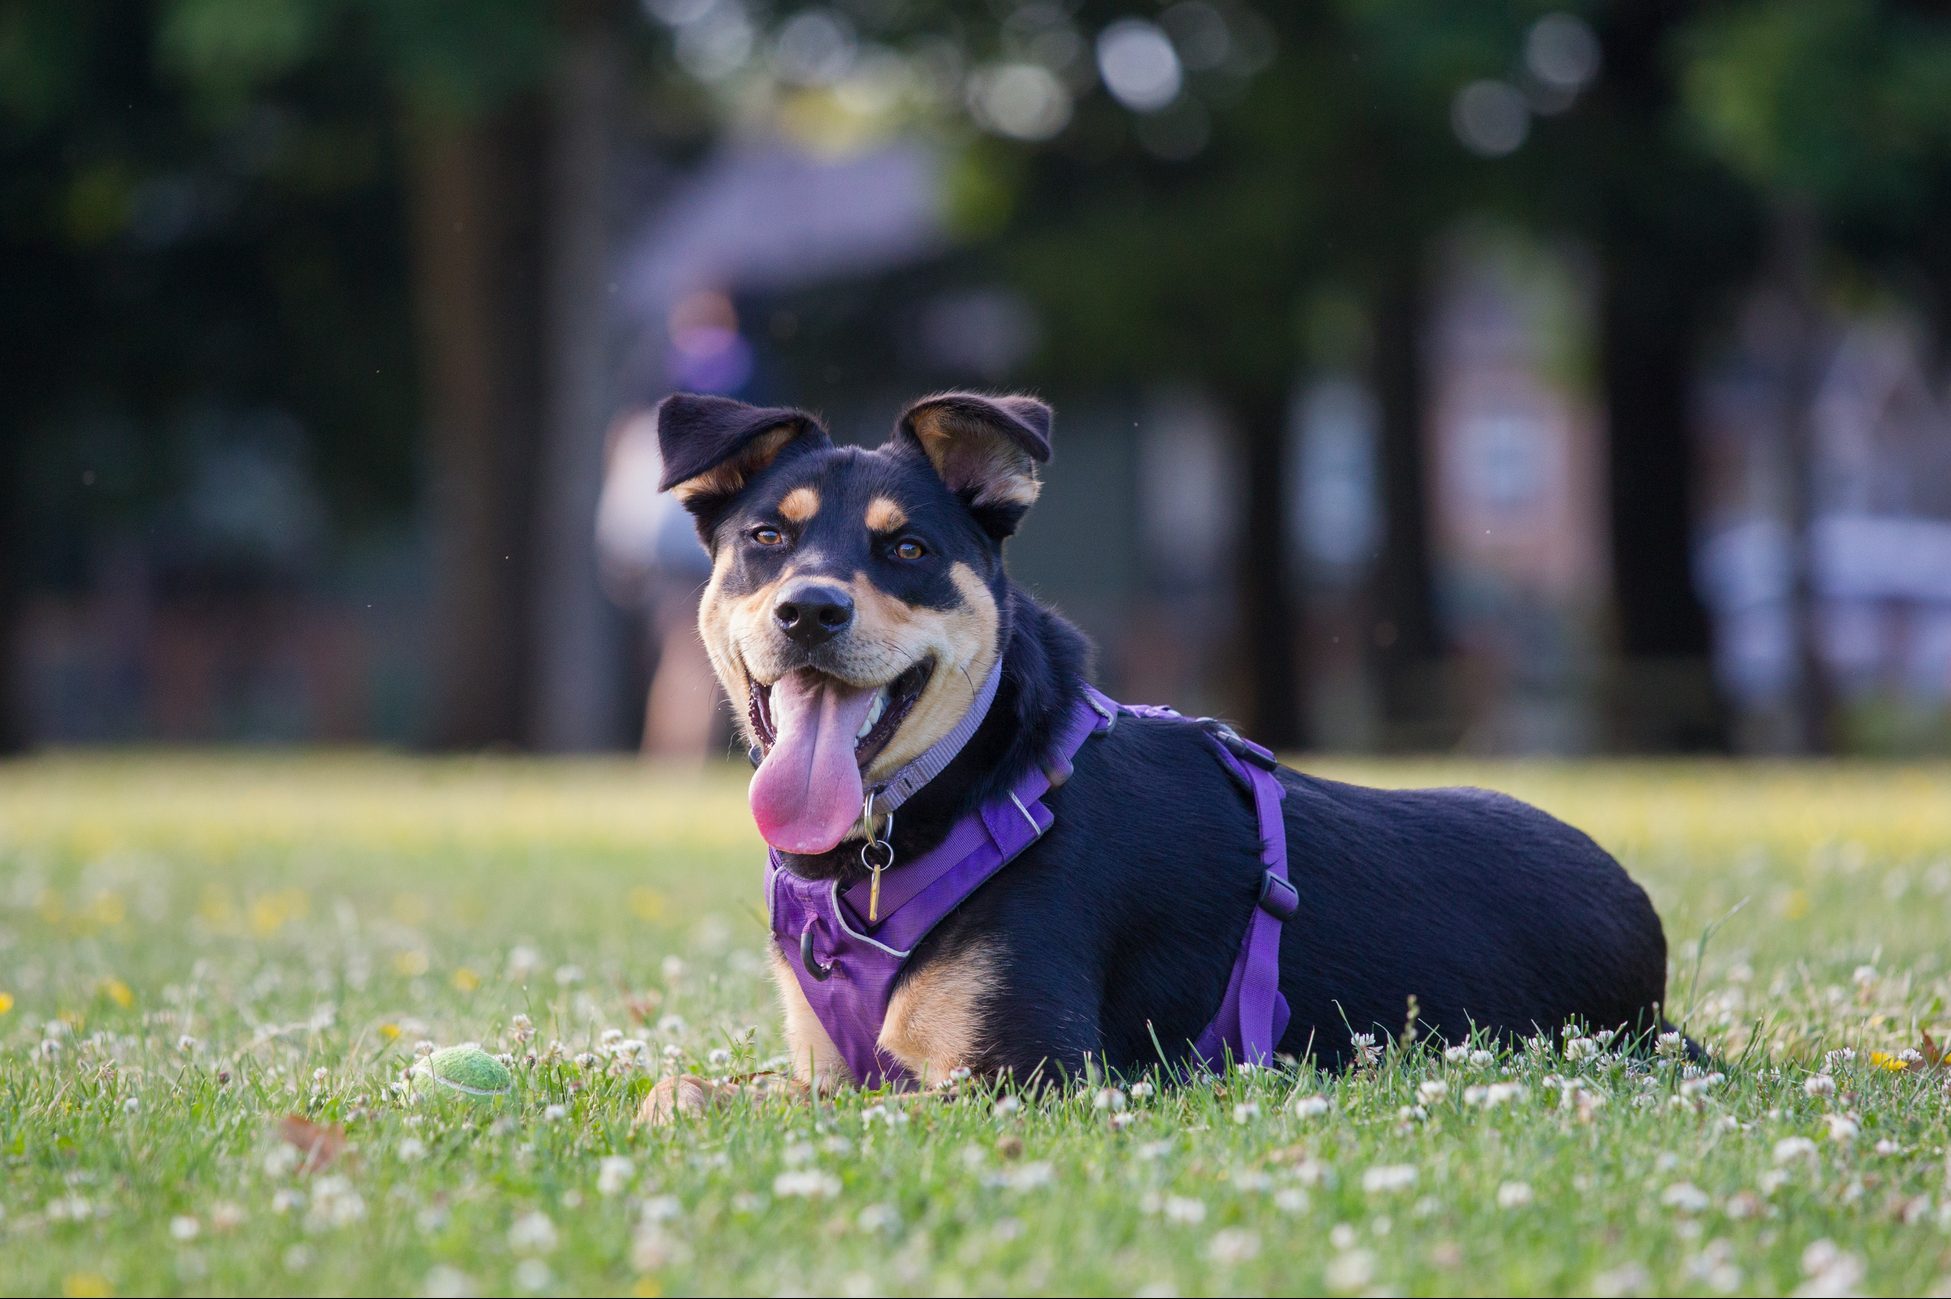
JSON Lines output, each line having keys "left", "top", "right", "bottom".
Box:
{"left": 774, "top": 583, "right": 854, "bottom": 647}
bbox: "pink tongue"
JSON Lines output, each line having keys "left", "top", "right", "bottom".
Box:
{"left": 750, "top": 669, "right": 878, "bottom": 854}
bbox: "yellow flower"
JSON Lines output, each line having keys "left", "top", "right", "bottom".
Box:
{"left": 1868, "top": 1052, "right": 1908, "bottom": 1072}
{"left": 629, "top": 887, "right": 668, "bottom": 922}
{"left": 63, "top": 1274, "right": 113, "bottom": 1299}
{"left": 393, "top": 949, "right": 430, "bottom": 978}
{"left": 101, "top": 978, "right": 134, "bottom": 1009}
{"left": 0, "top": 992, "right": 14, "bottom": 1014}
{"left": 631, "top": 1279, "right": 663, "bottom": 1299}
{"left": 380, "top": 1022, "right": 402, "bottom": 1041}
{"left": 451, "top": 967, "right": 481, "bottom": 993}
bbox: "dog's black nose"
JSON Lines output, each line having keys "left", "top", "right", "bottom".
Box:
{"left": 774, "top": 583, "right": 854, "bottom": 647}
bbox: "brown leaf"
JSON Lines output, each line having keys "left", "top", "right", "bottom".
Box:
{"left": 1919, "top": 1031, "right": 1946, "bottom": 1071}
{"left": 278, "top": 1115, "right": 347, "bottom": 1173}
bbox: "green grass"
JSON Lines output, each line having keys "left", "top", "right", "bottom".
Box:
{"left": 4, "top": 754, "right": 1950, "bottom": 1297}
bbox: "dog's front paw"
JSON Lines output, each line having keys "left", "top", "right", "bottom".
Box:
{"left": 637, "top": 1074, "right": 728, "bottom": 1127}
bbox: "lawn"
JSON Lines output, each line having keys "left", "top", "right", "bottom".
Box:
{"left": 3, "top": 754, "right": 1949, "bottom": 1297}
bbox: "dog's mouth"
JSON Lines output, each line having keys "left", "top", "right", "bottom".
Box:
{"left": 745, "top": 659, "right": 934, "bottom": 856}
{"left": 749, "top": 659, "right": 932, "bottom": 770}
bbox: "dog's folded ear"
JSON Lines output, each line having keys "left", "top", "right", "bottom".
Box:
{"left": 655, "top": 393, "right": 829, "bottom": 521}
{"left": 896, "top": 392, "right": 1052, "bottom": 537}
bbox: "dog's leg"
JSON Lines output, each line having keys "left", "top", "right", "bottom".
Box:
{"left": 766, "top": 945, "right": 852, "bottom": 1090}
{"left": 635, "top": 947, "right": 850, "bottom": 1127}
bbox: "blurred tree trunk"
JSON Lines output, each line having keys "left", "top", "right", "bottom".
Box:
{"left": 531, "top": 0, "right": 626, "bottom": 751}
{"left": 403, "top": 104, "right": 550, "bottom": 749}
{"left": 1590, "top": 0, "right": 1735, "bottom": 752}
{"left": 0, "top": 436, "right": 24, "bottom": 755}
{"left": 1598, "top": 257, "right": 1727, "bottom": 750}
{"left": 1369, "top": 255, "right": 1442, "bottom": 747}
{"left": 1770, "top": 198, "right": 1839, "bottom": 754}
{"left": 1226, "top": 384, "right": 1305, "bottom": 749}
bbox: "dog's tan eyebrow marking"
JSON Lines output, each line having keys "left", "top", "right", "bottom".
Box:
{"left": 865, "top": 497, "right": 908, "bottom": 533}
{"left": 778, "top": 486, "right": 820, "bottom": 523}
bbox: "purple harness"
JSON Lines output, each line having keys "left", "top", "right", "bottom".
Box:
{"left": 766, "top": 684, "right": 1297, "bottom": 1088}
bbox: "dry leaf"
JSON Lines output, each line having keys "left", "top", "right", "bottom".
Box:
{"left": 278, "top": 1115, "right": 347, "bottom": 1173}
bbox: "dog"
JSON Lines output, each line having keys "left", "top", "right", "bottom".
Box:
{"left": 639, "top": 390, "right": 1678, "bottom": 1120}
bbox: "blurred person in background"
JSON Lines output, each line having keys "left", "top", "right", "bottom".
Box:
{"left": 595, "top": 400, "right": 721, "bottom": 760}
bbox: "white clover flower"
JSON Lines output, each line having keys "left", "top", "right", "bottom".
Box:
{"left": 858, "top": 1203, "right": 901, "bottom": 1234}
{"left": 1469, "top": 1049, "right": 1495, "bottom": 1068}
{"left": 1823, "top": 1047, "right": 1857, "bottom": 1070}
{"left": 508, "top": 1210, "right": 558, "bottom": 1253}
{"left": 123, "top": 1097, "right": 139, "bottom": 1114}
{"left": 1129, "top": 1081, "right": 1155, "bottom": 1101}
{"left": 1206, "top": 1227, "right": 1261, "bottom": 1264}
{"left": 1349, "top": 1033, "right": 1382, "bottom": 1068}
{"left": 398, "top": 1137, "right": 428, "bottom": 1162}
{"left": 1656, "top": 1032, "right": 1687, "bottom": 1060}
{"left": 707, "top": 1048, "right": 732, "bottom": 1069}
{"left": 1231, "top": 1101, "right": 1260, "bottom": 1124}
{"left": 1417, "top": 1080, "right": 1449, "bottom": 1104}
{"left": 572, "top": 1052, "right": 599, "bottom": 1070}
{"left": 1805, "top": 1074, "right": 1838, "bottom": 1099}
{"left": 1273, "top": 1186, "right": 1308, "bottom": 1213}
{"left": 1293, "top": 1094, "right": 1331, "bottom": 1118}
{"left": 599, "top": 1028, "right": 625, "bottom": 1047}
{"left": 991, "top": 1095, "right": 1021, "bottom": 1118}
{"left": 1773, "top": 1136, "right": 1819, "bottom": 1164}
{"left": 1824, "top": 1114, "right": 1860, "bottom": 1143}
{"left": 1161, "top": 1195, "right": 1206, "bottom": 1224}
{"left": 1661, "top": 1182, "right": 1710, "bottom": 1213}
{"left": 176, "top": 1035, "right": 199, "bottom": 1055}
{"left": 1361, "top": 1164, "right": 1418, "bottom": 1195}
{"left": 509, "top": 1013, "right": 534, "bottom": 1043}
{"left": 542, "top": 1104, "right": 567, "bottom": 1122}
{"left": 1800, "top": 1240, "right": 1865, "bottom": 1293}
{"left": 773, "top": 1169, "right": 841, "bottom": 1199}
{"left": 1565, "top": 1036, "right": 1600, "bottom": 1062}
{"left": 1095, "top": 1087, "right": 1127, "bottom": 1112}
{"left": 306, "top": 1176, "right": 366, "bottom": 1230}
{"left": 412, "top": 1039, "right": 436, "bottom": 1059}
{"left": 1496, "top": 1181, "right": 1534, "bottom": 1209}
{"left": 169, "top": 1215, "right": 200, "bottom": 1242}
{"left": 1325, "top": 1247, "right": 1376, "bottom": 1292}
{"left": 596, "top": 1156, "right": 634, "bottom": 1197}
{"left": 1444, "top": 1045, "right": 1470, "bottom": 1063}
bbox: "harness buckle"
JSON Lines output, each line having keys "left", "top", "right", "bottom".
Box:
{"left": 1257, "top": 870, "right": 1299, "bottom": 922}
{"left": 1204, "top": 720, "right": 1280, "bottom": 772}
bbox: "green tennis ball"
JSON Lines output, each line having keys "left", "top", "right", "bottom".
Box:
{"left": 411, "top": 1045, "right": 513, "bottom": 1099}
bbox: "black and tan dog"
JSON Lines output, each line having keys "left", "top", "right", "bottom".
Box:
{"left": 641, "top": 391, "right": 1676, "bottom": 1119}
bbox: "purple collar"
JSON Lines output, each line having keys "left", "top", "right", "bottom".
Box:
{"left": 869, "top": 657, "right": 1003, "bottom": 816}
{"left": 766, "top": 685, "right": 1296, "bottom": 1089}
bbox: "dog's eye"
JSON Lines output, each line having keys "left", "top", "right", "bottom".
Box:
{"left": 892, "top": 539, "right": 927, "bottom": 561}
{"left": 751, "top": 526, "right": 786, "bottom": 547}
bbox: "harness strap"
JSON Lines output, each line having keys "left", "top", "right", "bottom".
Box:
{"left": 1188, "top": 725, "right": 1294, "bottom": 1069}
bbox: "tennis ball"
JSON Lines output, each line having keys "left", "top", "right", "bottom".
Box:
{"left": 410, "top": 1044, "right": 513, "bottom": 1100}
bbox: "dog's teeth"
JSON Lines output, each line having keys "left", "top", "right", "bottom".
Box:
{"left": 857, "top": 689, "right": 889, "bottom": 740}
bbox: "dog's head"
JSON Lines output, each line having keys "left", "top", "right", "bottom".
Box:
{"left": 656, "top": 391, "right": 1052, "bottom": 854}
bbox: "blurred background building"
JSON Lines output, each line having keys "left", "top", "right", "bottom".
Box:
{"left": 4, "top": 0, "right": 1950, "bottom": 758}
